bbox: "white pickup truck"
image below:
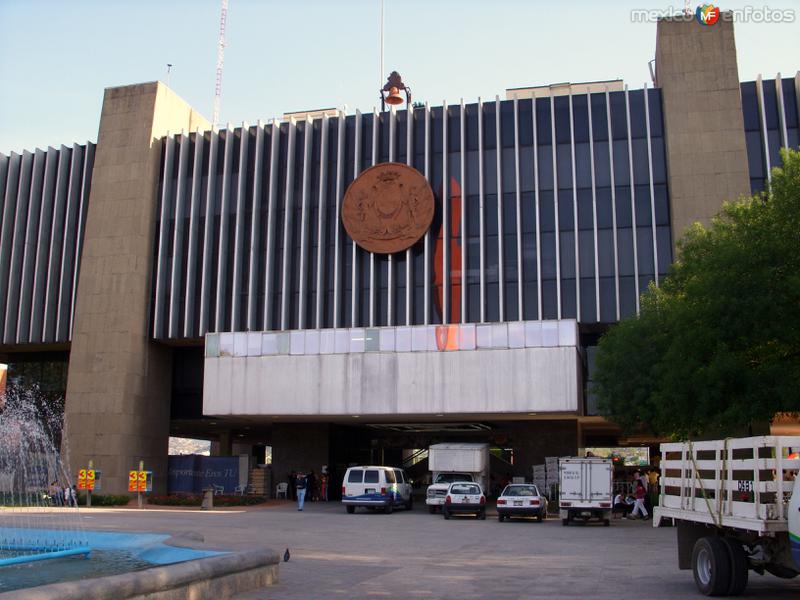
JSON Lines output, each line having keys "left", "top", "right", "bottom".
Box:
{"left": 654, "top": 436, "right": 800, "bottom": 596}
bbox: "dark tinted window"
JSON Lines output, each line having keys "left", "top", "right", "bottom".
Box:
{"left": 347, "top": 470, "right": 363, "bottom": 483}
{"left": 364, "top": 470, "right": 379, "bottom": 484}
{"left": 450, "top": 484, "right": 480, "bottom": 495}
{"left": 394, "top": 469, "right": 405, "bottom": 483}
{"left": 384, "top": 469, "right": 396, "bottom": 484}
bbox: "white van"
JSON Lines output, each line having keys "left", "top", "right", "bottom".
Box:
{"left": 341, "top": 466, "right": 413, "bottom": 514}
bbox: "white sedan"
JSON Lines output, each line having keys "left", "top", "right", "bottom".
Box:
{"left": 496, "top": 484, "right": 548, "bottom": 522}
{"left": 443, "top": 482, "right": 486, "bottom": 520}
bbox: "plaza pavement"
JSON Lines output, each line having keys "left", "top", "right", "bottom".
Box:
{"left": 35, "top": 499, "right": 800, "bottom": 599}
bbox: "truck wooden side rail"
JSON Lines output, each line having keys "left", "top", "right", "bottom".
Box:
{"left": 654, "top": 436, "right": 800, "bottom": 596}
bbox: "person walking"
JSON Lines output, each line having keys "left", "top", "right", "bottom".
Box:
{"left": 629, "top": 480, "right": 649, "bottom": 519}
{"left": 295, "top": 472, "right": 307, "bottom": 511}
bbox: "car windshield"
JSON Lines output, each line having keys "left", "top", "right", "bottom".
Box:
{"left": 502, "top": 485, "right": 538, "bottom": 497}
{"left": 435, "top": 473, "right": 472, "bottom": 484}
{"left": 450, "top": 483, "right": 480, "bottom": 495}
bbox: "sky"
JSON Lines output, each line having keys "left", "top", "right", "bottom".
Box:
{"left": 1, "top": 0, "right": 798, "bottom": 155}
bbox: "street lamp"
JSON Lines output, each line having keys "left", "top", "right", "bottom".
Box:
{"left": 380, "top": 71, "right": 411, "bottom": 112}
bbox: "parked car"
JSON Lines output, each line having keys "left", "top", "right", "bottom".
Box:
{"left": 443, "top": 481, "right": 486, "bottom": 520}
{"left": 341, "top": 466, "right": 413, "bottom": 514}
{"left": 496, "top": 484, "right": 548, "bottom": 522}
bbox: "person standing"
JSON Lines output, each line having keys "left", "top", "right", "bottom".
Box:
{"left": 307, "top": 470, "right": 317, "bottom": 502}
{"left": 629, "top": 480, "right": 649, "bottom": 519}
{"left": 295, "top": 472, "right": 307, "bottom": 511}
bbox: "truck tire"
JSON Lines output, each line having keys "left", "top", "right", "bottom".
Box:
{"left": 764, "top": 564, "right": 799, "bottom": 579}
{"left": 384, "top": 503, "right": 393, "bottom": 515}
{"left": 406, "top": 496, "right": 413, "bottom": 511}
{"left": 692, "top": 537, "right": 732, "bottom": 596}
{"left": 428, "top": 505, "right": 437, "bottom": 514}
{"left": 479, "top": 509, "right": 486, "bottom": 520}
{"left": 562, "top": 518, "right": 569, "bottom": 526}
{"left": 498, "top": 513, "right": 505, "bottom": 522}
{"left": 603, "top": 519, "right": 610, "bottom": 527}
{"left": 443, "top": 508, "right": 450, "bottom": 520}
{"left": 346, "top": 505, "right": 355, "bottom": 514}
{"left": 720, "top": 537, "right": 748, "bottom": 596}
{"left": 536, "top": 513, "right": 544, "bottom": 523}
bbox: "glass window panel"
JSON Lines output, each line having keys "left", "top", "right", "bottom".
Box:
{"left": 556, "top": 144, "right": 572, "bottom": 188}
{"left": 520, "top": 147, "right": 535, "bottom": 192}
{"left": 612, "top": 140, "right": 630, "bottom": 185}
{"left": 557, "top": 190, "right": 574, "bottom": 232}
{"left": 277, "top": 332, "right": 290, "bottom": 354}
{"left": 349, "top": 328, "right": 365, "bottom": 352}
{"left": 261, "top": 333, "right": 277, "bottom": 355}
{"left": 334, "top": 329, "right": 349, "bottom": 353}
{"left": 502, "top": 148, "right": 516, "bottom": 189}
{"left": 206, "top": 334, "right": 220, "bottom": 357}
{"left": 364, "top": 328, "right": 380, "bottom": 351}
{"left": 289, "top": 331, "right": 305, "bottom": 355}
{"left": 637, "top": 228, "right": 655, "bottom": 276}
{"left": 247, "top": 332, "right": 262, "bottom": 356}
{"left": 305, "top": 330, "right": 320, "bottom": 355}
{"left": 593, "top": 142, "right": 611, "bottom": 188}
{"left": 579, "top": 230, "right": 595, "bottom": 276}
{"left": 486, "top": 283, "right": 500, "bottom": 321}
{"left": 524, "top": 320, "right": 542, "bottom": 347}
{"left": 596, "top": 187, "right": 613, "bottom": 229}
{"left": 537, "top": 145, "right": 554, "bottom": 190}
{"left": 542, "top": 279, "right": 557, "bottom": 319}
{"left": 319, "top": 329, "right": 335, "bottom": 354}
{"left": 411, "top": 326, "right": 428, "bottom": 351}
{"left": 219, "top": 333, "right": 234, "bottom": 356}
{"left": 650, "top": 137, "right": 667, "bottom": 184}
{"left": 619, "top": 276, "right": 636, "bottom": 318}
{"left": 491, "top": 323, "right": 508, "bottom": 348}
{"left": 598, "top": 229, "right": 615, "bottom": 278}
{"left": 540, "top": 231, "right": 557, "bottom": 279}
{"left": 395, "top": 326, "right": 411, "bottom": 351}
{"left": 379, "top": 328, "right": 395, "bottom": 352}
{"left": 233, "top": 333, "right": 248, "bottom": 357}
{"left": 577, "top": 189, "right": 593, "bottom": 230}
{"left": 508, "top": 321, "right": 524, "bottom": 348}
{"left": 617, "top": 228, "right": 635, "bottom": 276}
{"left": 654, "top": 184, "right": 669, "bottom": 226}
{"left": 458, "top": 323, "right": 476, "bottom": 350}
{"left": 615, "top": 187, "right": 632, "bottom": 227}
{"left": 560, "top": 231, "right": 575, "bottom": 278}
{"left": 575, "top": 143, "right": 591, "bottom": 188}
{"left": 647, "top": 89, "right": 664, "bottom": 138}
{"left": 590, "top": 93, "right": 609, "bottom": 142}
{"left": 558, "top": 320, "right": 577, "bottom": 346}
{"left": 535, "top": 97, "right": 552, "bottom": 145}
{"left": 572, "top": 94, "right": 590, "bottom": 143}
{"left": 580, "top": 278, "right": 596, "bottom": 323}
{"left": 561, "top": 279, "right": 576, "bottom": 319}
{"left": 476, "top": 324, "right": 492, "bottom": 348}
{"left": 541, "top": 321, "right": 558, "bottom": 346}
{"left": 635, "top": 184, "right": 653, "bottom": 227}
{"left": 599, "top": 277, "right": 616, "bottom": 323}
{"left": 657, "top": 225, "right": 673, "bottom": 275}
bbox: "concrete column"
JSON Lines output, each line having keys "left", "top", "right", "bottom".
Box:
{"left": 64, "top": 82, "right": 209, "bottom": 494}
{"left": 655, "top": 15, "right": 751, "bottom": 246}
{"left": 218, "top": 431, "right": 233, "bottom": 456}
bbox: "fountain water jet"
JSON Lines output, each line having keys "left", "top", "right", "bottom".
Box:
{"left": 0, "top": 385, "right": 89, "bottom": 566}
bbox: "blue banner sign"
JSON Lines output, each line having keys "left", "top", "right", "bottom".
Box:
{"left": 167, "top": 456, "right": 239, "bottom": 494}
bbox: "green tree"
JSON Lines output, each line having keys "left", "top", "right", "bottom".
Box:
{"left": 594, "top": 149, "right": 800, "bottom": 438}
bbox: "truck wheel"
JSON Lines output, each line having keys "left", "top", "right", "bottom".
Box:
{"left": 692, "top": 537, "right": 732, "bottom": 596}
{"left": 561, "top": 518, "right": 568, "bottom": 526}
{"left": 720, "top": 537, "right": 748, "bottom": 596}
{"left": 603, "top": 519, "right": 610, "bottom": 527}
{"left": 443, "top": 508, "right": 450, "bottom": 520}
{"left": 428, "top": 506, "right": 437, "bottom": 514}
{"left": 498, "top": 513, "right": 504, "bottom": 522}
{"left": 764, "top": 564, "right": 799, "bottom": 579}
{"left": 384, "top": 503, "right": 393, "bottom": 515}
{"left": 346, "top": 505, "right": 355, "bottom": 514}
{"left": 479, "top": 509, "right": 486, "bottom": 520}
{"left": 406, "top": 496, "right": 413, "bottom": 511}
{"left": 536, "top": 513, "right": 543, "bottom": 523}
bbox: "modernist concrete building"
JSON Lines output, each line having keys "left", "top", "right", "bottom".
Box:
{"left": 1, "top": 16, "right": 798, "bottom": 494}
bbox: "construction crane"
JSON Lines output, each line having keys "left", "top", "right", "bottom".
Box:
{"left": 213, "top": 0, "right": 229, "bottom": 128}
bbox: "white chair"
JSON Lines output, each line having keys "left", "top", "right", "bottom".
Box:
{"left": 212, "top": 484, "right": 224, "bottom": 496}
{"left": 276, "top": 482, "right": 288, "bottom": 499}
{"left": 235, "top": 484, "right": 252, "bottom": 496}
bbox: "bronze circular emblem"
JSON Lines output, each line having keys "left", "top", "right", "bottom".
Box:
{"left": 342, "top": 162, "right": 434, "bottom": 254}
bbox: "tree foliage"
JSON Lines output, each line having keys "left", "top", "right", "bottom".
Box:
{"left": 594, "top": 149, "right": 800, "bottom": 438}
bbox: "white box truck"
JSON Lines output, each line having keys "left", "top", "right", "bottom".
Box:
{"left": 654, "top": 436, "right": 800, "bottom": 596}
{"left": 425, "top": 443, "right": 490, "bottom": 513}
{"left": 558, "top": 457, "right": 613, "bottom": 526}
